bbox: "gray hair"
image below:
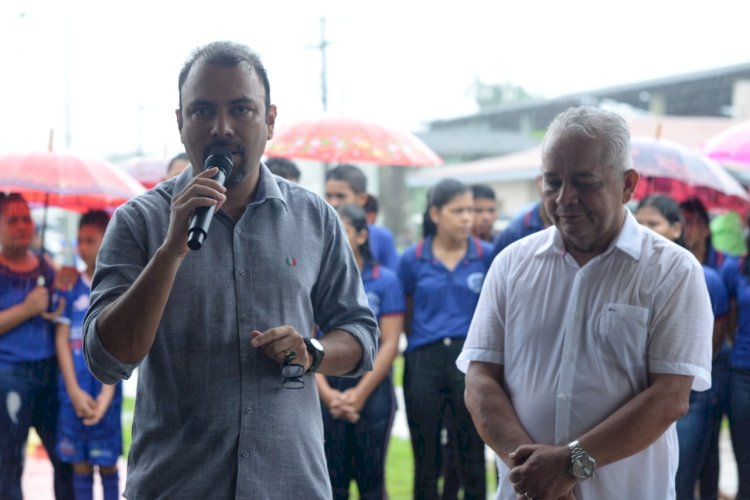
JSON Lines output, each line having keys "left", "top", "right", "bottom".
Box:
{"left": 542, "top": 106, "right": 632, "bottom": 175}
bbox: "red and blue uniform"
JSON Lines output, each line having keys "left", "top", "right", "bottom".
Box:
{"left": 397, "top": 235, "right": 492, "bottom": 499}
{"left": 492, "top": 201, "right": 546, "bottom": 259}
{"left": 718, "top": 256, "right": 750, "bottom": 495}
{"left": 55, "top": 274, "right": 122, "bottom": 467}
{"left": 322, "top": 263, "right": 404, "bottom": 499}
{"left": 368, "top": 224, "right": 400, "bottom": 271}
{"left": 398, "top": 235, "right": 493, "bottom": 353}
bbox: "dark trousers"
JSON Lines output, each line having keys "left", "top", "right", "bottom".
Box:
{"left": 322, "top": 375, "right": 396, "bottom": 500}
{"left": 729, "top": 367, "right": 750, "bottom": 500}
{"left": 0, "top": 358, "right": 73, "bottom": 500}
{"left": 404, "top": 339, "right": 486, "bottom": 500}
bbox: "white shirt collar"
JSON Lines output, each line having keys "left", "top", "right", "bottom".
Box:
{"left": 534, "top": 207, "right": 642, "bottom": 262}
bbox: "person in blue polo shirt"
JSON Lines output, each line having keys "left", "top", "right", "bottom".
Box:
{"left": 398, "top": 178, "right": 493, "bottom": 500}
{"left": 317, "top": 204, "right": 404, "bottom": 500}
{"left": 719, "top": 239, "right": 750, "bottom": 499}
{"left": 55, "top": 210, "right": 122, "bottom": 500}
{"left": 325, "top": 164, "right": 400, "bottom": 270}
{"left": 492, "top": 177, "right": 552, "bottom": 259}
{"left": 635, "top": 195, "right": 729, "bottom": 499}
{"left": 680, "top": 197, "right": 733, "bottom": 499}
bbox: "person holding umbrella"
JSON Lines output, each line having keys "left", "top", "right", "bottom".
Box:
{"left": 0, "top": 192, "right": 73, "bottom": 500}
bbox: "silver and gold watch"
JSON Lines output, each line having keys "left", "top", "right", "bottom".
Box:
{"left": 568, "top": 440, "right": 596, "bottom": 480}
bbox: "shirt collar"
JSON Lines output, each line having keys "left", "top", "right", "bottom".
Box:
{"left": 418, "top": 235, "right": 484, "bottom": 261}
{"left": 172, "top": 162, "right": 288, "bottom": 211}
{"left": 361, "top": 262, "right": 380, "bottom": 281}
{"left": 535, "top": 207, "right": 642, "bottom": 261}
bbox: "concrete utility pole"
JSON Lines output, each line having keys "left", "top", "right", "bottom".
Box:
{"left": 319, "top": 17, "right": 328, "bottom": 111}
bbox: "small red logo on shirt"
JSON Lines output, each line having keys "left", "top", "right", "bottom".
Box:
{"left": 286, "top": 257, "right": 297, "bottom": 267}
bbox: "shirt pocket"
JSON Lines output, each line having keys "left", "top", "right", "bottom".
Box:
{"left": 595, "top": 303, "right": 649, "bottom": 368}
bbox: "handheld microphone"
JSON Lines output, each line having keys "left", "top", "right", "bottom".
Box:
{"left": 187, "top": 147, "right": 233, "bottom": 250}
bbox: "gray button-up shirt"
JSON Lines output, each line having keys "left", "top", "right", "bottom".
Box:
{"left": 84, "top": 165, "right": 378, "bottom": 499}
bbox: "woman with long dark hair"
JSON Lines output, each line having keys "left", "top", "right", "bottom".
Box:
{"left": 317, "top": 204, "right": 404, "bottom": 499}
{"left": 398, "top": 178, "right": 492, "bottom": 499}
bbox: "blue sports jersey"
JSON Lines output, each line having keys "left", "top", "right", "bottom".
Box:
{"left": 492, "top": 202, "right": 547, "bottom": 258}
{"left": 362, "top": 263, "right": 405, "bottom": 321}
{"left": 704, "top": 265, "right": 729, "bottom": 319}
{"left": 56, "top": 274, "right": 122, "bottom": 466}
{"left": 368, "top": 224, "right": 400, "bottom": 271}
{"left": 704, "top": 244, "right": 726, "bottom": 270}
{"left": 398, "top": 236, "right": 493, "bottom": 353}
{"left": 0, "top": 261, "right": 56, "bottom": 364}
{"left": 720, "top": 256, "right": 750, "bottom": 369}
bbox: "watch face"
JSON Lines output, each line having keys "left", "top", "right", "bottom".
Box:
{"left": 572, "top": 457, "right": 595, "bottom": 479}
{"left": 309, "top": 338, "right": 324, "bottom": 352}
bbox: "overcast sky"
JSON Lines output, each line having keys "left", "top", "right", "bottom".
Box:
{"left": 1, "top": 0, "right": 748, "bottom": 159}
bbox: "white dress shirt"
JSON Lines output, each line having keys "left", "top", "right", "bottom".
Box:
{"left": 457, "top": 209, "right": 712, "bottom": 500}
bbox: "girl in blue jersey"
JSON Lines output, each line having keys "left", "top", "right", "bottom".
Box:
{"left": 398, "top": 179, "right": 493, "bottom": 500}
{"left": 719, "top": 235, "right": 750, "bottom": 499}
{"left": 0, "top": 193, "right": 73, "bottom": 499}
{"left": 54, "top": 210, "right": 121, "bottom": 500}
{"left": 635, "top": 195, "right": 730, "bottom": 499}
{"left": 316, "top": 204, "right": 404, "bottom": 499}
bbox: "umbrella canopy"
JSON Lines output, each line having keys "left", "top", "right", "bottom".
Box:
{"left": 116, "top": 156, "right": 170, "bottom": 189}
{"left": 0, "top": 151, "right": 146, "bottom": 212}
{"left": 265, "top": 116, "right": 443, "bottom": 167}
{"left": 702, "top": 120, "right": 750, "bottom": 167}
{"left": 630, "top": 137, "right": 750, "bottom": 212}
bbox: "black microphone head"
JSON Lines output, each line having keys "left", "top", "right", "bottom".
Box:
{"left": 205, "top": 147, "right": 233, "bottom": 177}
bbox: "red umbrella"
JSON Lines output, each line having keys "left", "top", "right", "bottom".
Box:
{"left": 0, "top": 151, "right": 146, "bottom": 212}
{"left": 702, "top": 120, "right": 750, "bottom": 167}
{"left": 116, "top": 156, "right": 170, "bottom": 189}
{"left": 265, "top": 116, "right": 443, "bottom": 167}
{"left": 631, "top": 137, "right": 750, "bottom": 212}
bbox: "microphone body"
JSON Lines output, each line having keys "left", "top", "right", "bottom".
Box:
{"left": 187, "top": 148, "right": 233, "bottom": 250}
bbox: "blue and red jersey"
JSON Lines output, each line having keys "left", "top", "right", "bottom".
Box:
{"left": 398, "top": 236, "right": 493, "bottom": 353}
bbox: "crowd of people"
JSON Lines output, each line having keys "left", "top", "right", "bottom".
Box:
{"left": 1, "top": 40, "right": 747, "bottom": 500}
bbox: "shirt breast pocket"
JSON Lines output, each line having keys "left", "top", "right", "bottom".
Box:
{"left": 595, "top": 303, "right": 649, "bottom": 368}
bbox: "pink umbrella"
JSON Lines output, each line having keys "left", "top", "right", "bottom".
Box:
{"left": 630, "top": 137, "right": 750, "bottom": 213}
{"left": 265, "top": 116, "right": 443, "bottom": 167}
{"left": 116, "top": 156, "right": 170, "bottom": 189}
{"left": 702, "top": 120, "right": 750, "bottom": 166}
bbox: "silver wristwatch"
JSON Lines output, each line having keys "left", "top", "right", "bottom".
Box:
{"left": 568, "top": 440, "right": 596, "bottom": 480}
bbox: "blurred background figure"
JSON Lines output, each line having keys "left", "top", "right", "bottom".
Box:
{"left": 363, "top": 194, "right": 379, "bottom": 226}
{"left": 491, "top": 175, "right": 551, "bottom": 258}
{"left": 469, "top": 184, "right": 498, "bottom": 243}
{"left": 635, "top": 195, "right": 730, "bottom": 500}
{"left": 54, "top": 210, "right": 122, "bottom": 500}
{"left": 265, "top": 157, "right": 301, "bottom": 183}
{"left": 398, "top": 178, "right": 491, "bottom": 500}
{"left": 164, "top": 152, "right": 189, "bottom": 181}
{"left": 680, "top": 198, "right": 735, "bottom": 500}
{"left": 718, "top": 233, "right": 750, "bottom": 500}
{"left": 325, "top": 164, "right": 399, "bottom": 270}
{"left": 317, "top": 204, "right": 404, "bottom": 500}
{"left": 0, "top": 192, "right": 73, "bottom": 500}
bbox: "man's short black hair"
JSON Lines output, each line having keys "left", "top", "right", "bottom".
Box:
{"left": 178, "top": 41, "right": 271, "bottom": 120}
{"left": 471, "top": 184, "right": 496, "bottom": 201}
{"left": 325, "top": 164, "right": 367, "bottom": 194}
{"left": 265, "top": 157, "right": 301, "bottom": 181}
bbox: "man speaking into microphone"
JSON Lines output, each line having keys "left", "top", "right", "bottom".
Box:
{"left": 82, "top": 41, "right": 378, "bottom": 499}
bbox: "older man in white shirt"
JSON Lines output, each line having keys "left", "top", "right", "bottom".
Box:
{"left": 457, "top": 106, "right": 712, "bottom": 500}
